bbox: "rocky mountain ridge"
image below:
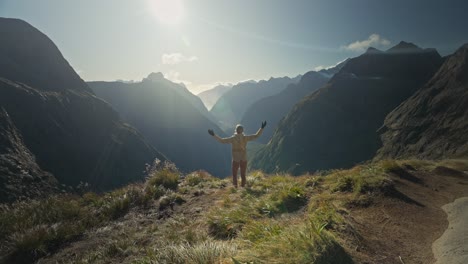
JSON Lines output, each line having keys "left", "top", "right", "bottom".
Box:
{"left": 251, "top": 42, "right": 443, "bottom": 174}
{"left": 377, "top": 43, "right": 468, "bottom": 159}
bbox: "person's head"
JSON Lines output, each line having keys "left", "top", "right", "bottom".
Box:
{"left": 235, "top": 124, "right": 244, "bottom": 134}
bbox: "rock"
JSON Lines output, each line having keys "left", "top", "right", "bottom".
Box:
{"left": 377, "top": 43, "right": 468, "bottom": 160}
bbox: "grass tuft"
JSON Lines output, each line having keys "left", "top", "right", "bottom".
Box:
{"left": 147, "top": 168, "right": 180, "bottom": 191}
{"left": 145, "top": 241, "right": 237, "bottom": 264}
{"left": 329, "top": 165, "right": 389, "bottom": 195}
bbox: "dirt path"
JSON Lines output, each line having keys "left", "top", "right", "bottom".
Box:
{"left": 432, "top": 196, "right": 468, "bottom": 264}
{"left": 347, "top": 167, "right": 468, "bottom": 264}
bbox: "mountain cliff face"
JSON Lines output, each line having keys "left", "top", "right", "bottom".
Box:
{"left": 377, "top": 43, "right": 468, "bottom": 159}
{"left": 0, "top": 107, "right": 58, "bottom": 202}
{"left": 89, "top": 75, "right": 231, "bottom": 177}
{"left": 0, "top": 18, "right": 162, "bottom": 191}
{"left": 251, "top": 42, "right": 443, "bottom": 174}
{"left": 0, "top": 18, "right": 91, "bottom": 93}
{"left": 210, "top": 76, "right": 301, "bottom": 131}
{"left": 239, "top": 62, "right": 348, "bottom": 143}
{"left": 240, "top": 72, "right": 329, "bottom": 143}
{"left": 197, "top": 84, "right": 232, "bottom": 110}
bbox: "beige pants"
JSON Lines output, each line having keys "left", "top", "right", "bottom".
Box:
{"left": 232, "top": 160, "right": 247, "bottom": 187}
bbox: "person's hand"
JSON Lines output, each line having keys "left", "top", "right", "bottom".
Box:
{"left": 208, "top": 129, "right": 215, "bottom": 136}
{"left": 261, "top": 121, "right": 267, "bottom": 129}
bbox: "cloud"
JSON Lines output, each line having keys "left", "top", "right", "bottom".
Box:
{"left": 314, "top": 58, "right": 349, "bottom": 71}
{"left": 342, "top": 34, "right": 391, "bottom": 52}
{"left": 162, "top": 53, "right": 198, "bottom": 65}
{"left": 164, "top": 70, "right": 192, "bottom": 87}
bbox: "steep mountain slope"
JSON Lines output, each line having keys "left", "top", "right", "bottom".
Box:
{"left": 0, "top": 18, "right": 162, "bottom": 190}
{"left": 0, "top": 107, "right": 58, "bottom": 203}
{"left": 240, "top": 62, "right": 348, "bottom": 143}
{"left": 143, "top": 72, "right": 215, "bottom": 122}
{"left": 251, "top": 42, "right": 443, "bottom": 174}
{"left": 210, "top": 76, "right": 301, "bottom": 131}
{"left": 377, "top": 43, "right": 468, "bottom": 159}
{"left": 197, "top": 84, "right": 232, "bottom": 110}
{"left": 89, "top": 77, "right": 231, "bottom": 177}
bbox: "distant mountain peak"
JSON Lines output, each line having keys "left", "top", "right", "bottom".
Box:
{"left": 387, "top": 41, "right": 422, "bottom": 52}
{"left": 143, "top": 72, "right": 165, "bottom": 82}
{"left": 461, "top": 43, "right": 468, "bottom": 50}
{"left": 365, "top": 47, "right": 382, "bottom": 54}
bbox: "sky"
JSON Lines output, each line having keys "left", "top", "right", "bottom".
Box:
{"left": 1, "top": 0, "right": 468, "bottom": 94}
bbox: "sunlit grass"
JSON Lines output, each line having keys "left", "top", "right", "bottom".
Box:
{"left": 6, "top": 158, "right": 447, "bottom": 263}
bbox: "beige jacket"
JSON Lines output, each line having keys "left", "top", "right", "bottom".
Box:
{"left": 213, "top": 128, "right": 264, "bottom": 161}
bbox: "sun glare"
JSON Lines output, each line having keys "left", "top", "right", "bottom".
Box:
{"left": 148, "top": 0, "right": 185, "bottom": 25}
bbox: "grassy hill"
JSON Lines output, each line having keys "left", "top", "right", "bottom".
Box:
{"left": 1, "top": 159, "right": 468, "bottom": 263}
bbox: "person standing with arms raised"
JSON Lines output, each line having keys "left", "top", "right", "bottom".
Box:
{"left": 208, "top": 121, "right": 267, "bottom": 188}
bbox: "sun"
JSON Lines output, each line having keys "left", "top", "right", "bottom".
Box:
{"left": 148, "top": 0, "right": 185, "bottom": 25}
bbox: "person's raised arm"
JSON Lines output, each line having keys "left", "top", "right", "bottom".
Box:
{"left": 245, "top": 121, "right": 267, "bottom": 141}
{"left": 208, "top": 129, "right": 234, "bottom": 143}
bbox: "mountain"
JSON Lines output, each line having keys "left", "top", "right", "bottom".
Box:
{"left": 143, "top": 72, "right": 216, "bottom": 122}
{"left": 0, "top": 18, "right": 163, "bottom": 191}
{"left": 197, "top": 84, "right": 233, "bottom": 110}
{"left": 89, "top": 76, "right": 231, "bottom": 177}
{"left": 0, "top": 106, "right": 58, "bottom": 202}
{"left": 316, "top": 59, "right": 351, "bottom": 78}
{"left": 240, "top": 61, "right": 348, "bottom": 143}
{"left": 251, "top": 42, "right": 443, "bottom": 174}
{"left": 377, "top": 43, "right": 468, "bottom": 159}
{"left": 210, "top": 75, "right": 302, "bottom": 131}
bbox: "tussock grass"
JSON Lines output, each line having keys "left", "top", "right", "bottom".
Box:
{"left": 0, "top": 196, "right": 94, "bottom": 262}
{"left": 3, "top": 159, "right": 411, "bottom": 263}
{"left": 207, "top": 174, "right": 310, "bottom": 239}
{"left": 152, "top": 241, "right": 237, "bottom": 264}
{"left": 308, "top": 193, "right": 344, "bottom": 230}
{"left": 159, "top": 191, "right": 186, "bottom": 210}
{"left": 185, "top": 170, "right": 217, "bottom": 187}
{"left": 146, "top": 168, "right": 179, "bottom": 191}
{"left": 436, "top": 159, "right": 468, "bottom": 172}
{"left": 328, "top": 164, "right": 390, "bottom": 195}
{"left": 379, "top": 159, "right": 402, "bottom": 172}
{"left": 399, "top": 159, "right": 435, "bottom": 171}
{"left": 207, "top": 206, "right": 254, "bottom": 239}
{"left": 378, "top": 158, "right": 468, "bottom": 173}
{"left": 238, "top": 217, "right": 351, "bottom": 264}
{"left": 0, "top": 160, "right": 184, "bottom": 262}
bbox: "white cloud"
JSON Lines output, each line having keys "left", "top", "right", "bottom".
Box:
{"left": 164, "top": 70, "right": 192, "bottom": 87}
{"left": 314, "top": 58, "right": 349, "bottom": 71}
{"left": 162, "top": 53, "right": 198, "bottom": 65}
{"left": 342, "top": 34, "right": 391, "bottom": 52}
